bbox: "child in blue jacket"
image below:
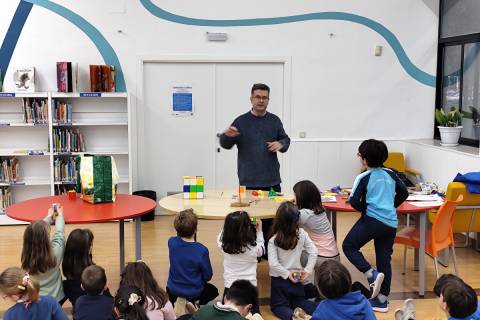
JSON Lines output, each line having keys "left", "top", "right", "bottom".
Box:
{"left": 167, "top": 209, "right": 218, "bottom": 306}
{"left": 342, "top": 139, "right": 408, "bottom": 313}
{"left": 312, "top": 260, "right": 375, "bottom": 320}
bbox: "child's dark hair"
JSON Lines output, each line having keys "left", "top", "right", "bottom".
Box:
{"left": 120, "top": 261, "right": 169, "bottom": 311}
{"left": 316, "top": 260, "right": 352, "bottom": 299}
{"left": 114, "top": 285, "right": 148, "bottom": 320}
{"left": 174, "top": 209, "right": 198, "bottom": 238}
{"left": 0, "top": 267, "right": 40, "bottom": 303}
{"left": 272, "top": 201, "right": 299, "bottom": 250}
{"left": 442, "top": 280, "right": 477, "bottom": 318}
{"left": 221, "top": 211, "right": 257, "bottom": 254}
{"left": 251, "top": 83, "right": 270, "bottom": 95}
{"left": 433, "top": 273, "right": 463, "bottom": 297}
{"left": 21, "top": 220, "right": 56, "bottom": 274}
{"left": 62, "top": 228, "right": 94, "bottom": 280}
{"left": 225, "top": 279, "right": 258, "bottom": 307}
{"left": 293, "top": 180, "right": 324, "bottom": 214}
{"left": 81, "top": 265, "right": 106, "bottom": 295}
{"left": 358, "top": 139, "right": 388, "bottom": 168}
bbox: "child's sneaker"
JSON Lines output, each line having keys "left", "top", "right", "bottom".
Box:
{"left": 292, "top": 307, "right": 312, "bottom": 320}
{"left": 402, "top": 298, "right": 415, "bottom": 320}
{"left": 174, "top": 297, "right": 187, "bottom": 317}
{"left": 367, "top": 270, "right": 384, "bottom": 299}
{"left": 394, "top": 309, "right": 404, "bottom": 320}
{"left": 369, "top": 297, "right": 389, "bottom": 313}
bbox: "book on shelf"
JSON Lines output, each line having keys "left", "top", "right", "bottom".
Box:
{"left": 23, "top": 98, "right": 48, "bottom": 124}
{"left": 54, "top": 157, "right": 77, "bottom": 183}
{"left": 56, "top": 62, "right": 78, "bottom": 92}
{"left": 53, "top": 128, "right": 86, "bottom": 152}
{"left": 52, "top": 99, "right": 73, "bottom": 124}
{"left": 14, "top": 67, "right": 36, "bottom": 92}
{"left": 89, "top": 65, "right": 115, "bottom": 92}
{"left": 0, "top": 187, "right": 12, "bottom": 211}
{"left": 0, "top": 158, "right": 19, "bottom": 183}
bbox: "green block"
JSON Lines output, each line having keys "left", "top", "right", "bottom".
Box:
{"left": 198, "top": 185, "right": 204, "bottom": 192}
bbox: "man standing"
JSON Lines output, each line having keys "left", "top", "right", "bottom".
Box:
{"left": 219, "top": 83, "right": 290, "bottom": 192}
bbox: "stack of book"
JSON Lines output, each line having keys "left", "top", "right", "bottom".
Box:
{"left": 0, "top": 158, "right": 19, "bottom": 183}
{"left": 89, "top": 65, "right": 115, "bottom": 92}
{"left": 54, "top": 157, "right": 77, "bottom": 183}
{"left": 53, "top": 128, "right": 86, "bottom": 153}
{"left": 23, "top": 98, "right": 48, "bottom": 124}
{"left": 56, "top": 62, "right": 78, "bottom": 92}
{"left": 55, "top": 185, "right": 71, "bottom": 195}
{"left": 0, "top": 187, "right": 12, "bottom": 211}
{"left": 52, "top": 100, "right": 73, "bottom": 124}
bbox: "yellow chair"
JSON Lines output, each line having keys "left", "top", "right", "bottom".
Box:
{"left": 383, "top": 152, "right": 422, "bottom": 184}
{"left": 428, "top": 182, "right": 480, "bottom": 247}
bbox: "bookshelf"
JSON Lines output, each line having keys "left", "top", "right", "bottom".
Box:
{"left": 0, "top": 92, "right": 132, "bottom": 225}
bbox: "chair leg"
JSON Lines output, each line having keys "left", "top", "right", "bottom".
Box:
{"left": 402, "top": 245, "right": 407, "bottom": 275}
{"left": 450, "top": 246, "right": 459, "bottom": 275}
{"left": 456, "top": 208, "right": 476, "bottom": 248}
{"left": 434, "top": 257, "right": 440, "bottom": 279}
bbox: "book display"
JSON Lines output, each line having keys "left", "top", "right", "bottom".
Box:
{"left": 13, "top": 67, "right": 36, "bottom": 92}
{"left": 89, "top": 65, "right": 115, "bottom": 92}
{"left": 0, "top": 91, "right": 132, "bottom": 224}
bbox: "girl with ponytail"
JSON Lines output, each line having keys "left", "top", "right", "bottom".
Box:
{"left": 114, "top": 285, "right": 149, "bottom": 320}
{"left": 0, "top": 267, "right": 67, "bottom": 320}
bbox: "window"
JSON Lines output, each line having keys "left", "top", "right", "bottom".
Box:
{"left": 436, "top": 0, "right": 480, "bottom": 147}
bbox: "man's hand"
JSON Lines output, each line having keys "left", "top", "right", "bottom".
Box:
{"left": 224, "top": 126, "right": 240, "bottom": 138}
{"left": 267, "top": 141, "right": 283, "bottom": 152}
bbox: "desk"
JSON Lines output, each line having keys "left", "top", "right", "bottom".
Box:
{"left": 323, "top": 196, "right": 440, "bottom": 297}
{"left": 159, "top": 190, "right": 285, "bottom": 219}
{"left": 6, "top": 194, "right": 156, "bottom": 272}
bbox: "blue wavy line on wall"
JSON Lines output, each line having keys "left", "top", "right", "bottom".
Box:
{"left": 1, "top": 0, "right": 126, "bottom": 91}
{"left": 0, "top": 2, "right": 33, "bottom": 78}
{"left": 140, "top": 0, "right": 436, "bottom": 87}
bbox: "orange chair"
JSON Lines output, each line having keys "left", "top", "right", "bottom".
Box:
{"left": 395, "top": 195, "right": 463, "bottom": 279}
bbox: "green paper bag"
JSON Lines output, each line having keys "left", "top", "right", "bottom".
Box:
{"left": 76, "top": 155, "right": 119, "bottom": 203}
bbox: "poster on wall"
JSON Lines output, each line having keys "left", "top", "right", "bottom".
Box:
{"left": 172, "top": 84, "right": 193, "bottom": 116}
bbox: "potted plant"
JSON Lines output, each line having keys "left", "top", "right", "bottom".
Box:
{"left": 469, "top": 106, "right": 480, "bottom": 140}
{"left": 435, "top": 106, "right": 463, "bottom": 146}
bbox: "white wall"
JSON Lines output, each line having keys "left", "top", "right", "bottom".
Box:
{"left": 0, "top": 0, "right": 442, "bottom": 194}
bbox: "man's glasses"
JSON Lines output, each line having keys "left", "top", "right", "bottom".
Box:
{"left": 253, "top": 95, "right": 269, "bottom": 101}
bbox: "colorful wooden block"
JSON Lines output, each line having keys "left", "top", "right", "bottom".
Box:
{"left": 183, "top": 175, "right": 204, "bottom": 199}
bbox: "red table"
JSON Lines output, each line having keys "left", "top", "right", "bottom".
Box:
{"left": 323, "top": 196, "right": 441, "bottom": 297}
{"left": 6, "top": 194, "right": 156, "bottom": 272}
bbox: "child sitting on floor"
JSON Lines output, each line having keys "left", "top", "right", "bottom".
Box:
{"left": 218, "top": 210, "right": 264, "bottom": 314}
{"left": 167, "top": 209, "right": 218, "bottom": 306}
{"left": 74, "top": 265, "right": 114, "bottom": 320}
{"left": 0, "top": 267, "right": 67, "bottom": 320}
{"left": 312, "top": 260, "right": 375, "bottom": 320}
{"left": 121, "top": 261, "right": 175, "bottom": 320}
{"left": 21, "top": 204, "right": 66, "bottom": 302}
{"left": 268, "top": 201, "right": 318, "bottom": 320}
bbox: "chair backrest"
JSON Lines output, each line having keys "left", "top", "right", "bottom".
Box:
{"left": 431, "top": 194, "right": 463, "bottom": 255}
{"left": 383, "top": 152, "right": 406, "bottom": 173}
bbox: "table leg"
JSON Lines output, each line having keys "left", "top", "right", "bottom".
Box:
{"left": 119, "top": 219, "right": 125, "bottom": 273}
{"left": 419, "top": 212, "right": 426, "bottom": 297}
{"left": 135, "top": 217, "right": 142, "bottom": 261}
{"left": 327, "top": 209, "right": 337, "bottom": 240}
{"left": 413, "top": 214, "right": 419, "bottom": 271}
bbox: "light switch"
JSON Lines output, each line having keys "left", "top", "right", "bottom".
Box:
{"left": 374, "top": 45, "right": 383, "bottom": 56}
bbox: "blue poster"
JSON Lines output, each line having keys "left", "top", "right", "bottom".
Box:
{"left": 172, "top": 84, "right": 193, "bottom": 116}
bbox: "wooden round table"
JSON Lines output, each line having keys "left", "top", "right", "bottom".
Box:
{"left": 7, "top": 194, "right": 156, "bottom": 271}
{"left": 158, "top": 190, "right": 292, "bottom": 219}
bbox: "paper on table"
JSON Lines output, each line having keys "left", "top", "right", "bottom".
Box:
{"left": 321, "top": 196, "right": 337, "bottom": 203}
{"left": 407, "top": 194, "right": 443, "bottom": 201}
{"left": 410, "top": 200, "right": 443, "bottom": 207}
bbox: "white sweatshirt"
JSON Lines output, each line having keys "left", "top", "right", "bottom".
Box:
{"left": 268, "top": 228, "right": 318, "bottom": 279}
{"left": 217, "top": 230, "right": 265, "bottom": 288}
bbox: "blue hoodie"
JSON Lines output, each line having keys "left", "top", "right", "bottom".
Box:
{"left": 449, "top": 302, "right": 480, "bottom": 320}
{"left": 312, "top": 291, "right": 376, "bottom": 320}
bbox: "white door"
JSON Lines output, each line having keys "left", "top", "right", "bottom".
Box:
{"left": 141, "top": 62, "right": 216, "bottom": 197}
{"left": 140, "top": 60, "right": 285, "bottom": 197}
{"left": 214, "top": 63, "right": 285, "bottom": 189}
